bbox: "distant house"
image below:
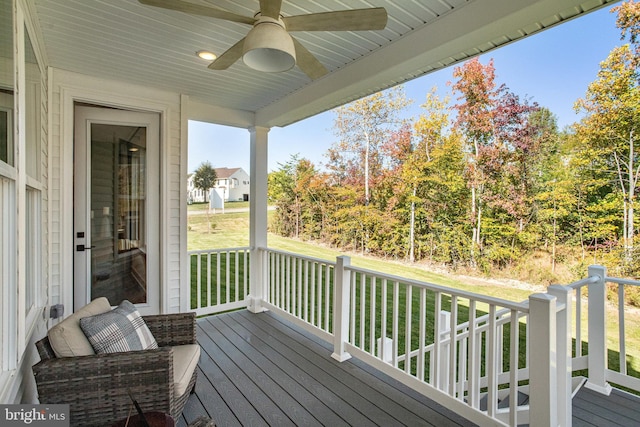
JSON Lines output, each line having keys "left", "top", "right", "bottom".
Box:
{"left": 187, "top": 167, "right": 250, "bottom": 203}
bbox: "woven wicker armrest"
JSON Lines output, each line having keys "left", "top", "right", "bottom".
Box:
{"left": 143, "top": 312, "right": 196, "bottom": 346}
{"left": 33, "top": 347, "right": 175, "bottom": 427}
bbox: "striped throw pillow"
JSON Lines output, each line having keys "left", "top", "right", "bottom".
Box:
{"left": 79, "top": 300, "right": 158, "bottom": 354}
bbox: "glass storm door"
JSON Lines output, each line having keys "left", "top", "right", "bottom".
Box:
{"left": 74, "top": 106, "right": 160, "bottom": 314}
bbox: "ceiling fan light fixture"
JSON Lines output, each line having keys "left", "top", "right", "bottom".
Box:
{"left": 243, "top": 18, "right": 296, "bottom": 73}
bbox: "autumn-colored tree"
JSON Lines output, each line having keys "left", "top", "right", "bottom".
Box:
{"left": 574, "top": 43, "right": 640, "bottom": 263}
{"left": 268, "top": 155, "right": 326, "bottom": 240}
{"left": 451, "top": 58, "right": 501, "bottom": 262}
{"left": 614, "top": 0, "right": 640, "bottom": 58}
{"left": 402, "top": 89, "right": 453, "bottom": 261}
{"left": 328, "top": 86, "right": 411, "bottom": 205}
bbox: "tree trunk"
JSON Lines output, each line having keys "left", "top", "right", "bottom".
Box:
{"left": 471, "top": 186, "right": 477, "bottom": 263}
{"left": 409, "top": 184, "right": 416, "bottom": 262}
{"left": 626, "top": 130, "right": 635, "bottom": 260}
{"left": 364, "top": 131, "right": 371, "bottom": 205}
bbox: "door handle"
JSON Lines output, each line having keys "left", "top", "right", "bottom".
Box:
{"left": 76, "top": 244, "right": 96, "bottom": 252}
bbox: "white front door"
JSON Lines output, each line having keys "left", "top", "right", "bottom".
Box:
{"left": 74, "top": 106, "right": 160, "bottom": 314}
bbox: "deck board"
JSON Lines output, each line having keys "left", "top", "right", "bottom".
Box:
{"left": 181, "top": 310, "right": 476, "bottom": 426}
{"left": 572, "top": 387, "right": 640, "bottom": 426}
{"left": 180, "top": 309, "right": 640, "bottom": 426}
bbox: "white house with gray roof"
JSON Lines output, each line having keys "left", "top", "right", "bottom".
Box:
{"left": 187, "top": 167, "right": 250, "bottom": 203}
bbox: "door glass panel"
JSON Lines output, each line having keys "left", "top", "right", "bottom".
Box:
{"left": 91, "top": 124, "right": 147, "bottom": 304}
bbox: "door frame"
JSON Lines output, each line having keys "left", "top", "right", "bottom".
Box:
{"left": 74, "top": 105, "right": 160, "bottom": 314}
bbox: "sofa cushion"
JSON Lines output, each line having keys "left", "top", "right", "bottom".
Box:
{"left": 80, "top": 300, "right": 158, "bottom": 354}
{"left": 172, "top": 344, "right": 200, "bottom": 396}
{"left": 48, "top": 297, "right": 112, "bottom": 357}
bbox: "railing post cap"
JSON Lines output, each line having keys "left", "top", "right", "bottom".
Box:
{"left": 529, "top": 292, "right": 556, "bottom": 302}
{"left": 548, "top": 284, "right": 571, "bottom": 294}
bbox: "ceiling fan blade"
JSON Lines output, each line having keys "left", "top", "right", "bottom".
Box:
{"left": 139, "top": 0, "right": 255, "bottom": 25}
{"left": 283, "top": 8, "right": 387, "bottom": 32}
{"left": 260, "top": 0, "right": 282, "bottom": 20}
{"left": 208, "top": 38, "right": 245, "bottom": 70}
{"left": 292, "top": 37, "right": 328, "bottom": 80}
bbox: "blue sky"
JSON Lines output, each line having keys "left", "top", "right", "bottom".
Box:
{"left": 188, "top": 3, "right": 624, "bottom": 174}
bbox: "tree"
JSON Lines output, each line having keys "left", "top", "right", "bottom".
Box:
{"left": 451, "top": 58, "right": 500, "bottom": 262}
{"left": 269, "top": 155, "right": 328, "bottom": 240}
{"left": 614, "top": 1, "right": 640, "bottom": 58}
{"left": 403, "top": 89, "right": 452, "bottom": 261}
{"left": 193, "top": 161, "right": 217, "bottom": 233}
{"left": 328, "top": 85, "right": 411, "bottom": 205}
{"left": 574, "top": 43, "right": 640, "bottom": 263}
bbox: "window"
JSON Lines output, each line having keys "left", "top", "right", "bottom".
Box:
{"left": 0, "top": 104, "right": 12, "bottom": 166}
{"left": 0, "top": 0, "right": 16, "bottom": 376}
{"left": 25, "top": 188, "right": 41, "bottom": 318}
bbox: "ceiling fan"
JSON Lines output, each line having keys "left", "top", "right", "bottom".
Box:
{"left": 139, "top": 0, "right": 388, "bottom": 80}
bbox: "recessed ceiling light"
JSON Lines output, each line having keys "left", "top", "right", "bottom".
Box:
{"left": 196, "top": 50, "right": 217, "bottom": 61}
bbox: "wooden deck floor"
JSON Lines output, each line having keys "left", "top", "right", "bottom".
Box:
{"left": 572, "top": 386, "right": 640, "bottom": 426}
{"left": 177, "top": 310, "right": 476, "bottom": 427}
{"left": 177, "top": 309, "right": 640, "bottom": 427}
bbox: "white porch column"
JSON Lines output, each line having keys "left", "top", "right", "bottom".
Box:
{"left": 528, "top": 293, "right": 558, "bottom": 427}
{"left": 248, "top": 126, "right": 269, "bottom": 313}
{"left": 585, "top": 265, "right": 612, "bottom": 395}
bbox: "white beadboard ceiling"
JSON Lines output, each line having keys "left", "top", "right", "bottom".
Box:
{"left": 31, "top": 0, "right": 618, "bottom": 128}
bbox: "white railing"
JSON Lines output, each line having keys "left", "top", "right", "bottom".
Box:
{"left": 261, "top": 248, "right": 336, "bottom": 343}
{"left": 260, "top": 250, "right": 572, "bottom": 426}
{"left": 187, "top": 247, "right": 250, "bottom": 316}
{"left": 191, "top": 246, "right": 639, "bottom": 427}
{"left": 567, "top": 264, "right": 640, "bottom": 395}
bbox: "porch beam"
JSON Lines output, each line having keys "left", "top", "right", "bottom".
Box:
{"left": 248, "top": 126, "right": 269, "bottom": 313}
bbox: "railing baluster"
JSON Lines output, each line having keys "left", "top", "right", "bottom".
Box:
{"left": 225, "top": 251, "right": 230, "bottom": 304}
{"left": 449, "top": 296, "right": 457, "bottom": 396}
{"left": 468, "top": 300, "right": 478, "bottom": 409}
{"left": 619, "top": 284, "right": 626, "bottom": 375}
{"left": 370, "top": 274, "right": 377, "bottom": 356}
{"left": 297, "top": 258, "right": 302, "bottom": 318}
{"left": 303, "top": 260, "right": 309, "bottom": 322}
{"left": 392, "top": 281, "right": 399, "bottom": 368}
{"left": 286, "top": 254, "right": 292, "bottom": 312}
{"left": 509, "top": 309, "right": 519, "bottom": 427}
{"left": 244, "top": 249, "right": 248, "bottom": 300}
{"left": 216, "top": 252, "right": 221, "bottom": 305}
{"left": 207, "top": 252, "right": 212, "bottom": 307}
{"left": 487, "top": 304, "right": 497, "bottom": 418}
{"left": 234, "top": 251, "right": 239, "bottom": 302}
{"left": 350, "top": 271, "right": 356, "bottom": 344}
{"left": 310, "top": 261, "right": 316, "bottom": 326}
{"left": 317, "top": 262, "right": 323, "bottom": 329}
{"left": 325, "top": 264, "right": 331, "bottom": 332}
{"left": 418, "top": 287, "right": 426, "bottom": 381}
{"left": 196, "top": 254, "right": 202, "bottom": 309}
{"left": 360, "top": 274, "right": 367, "bottom": 350}
{"left": 575, "top": 286, "right": 582, "bottom": 357}
{"left": 433, "top": 292, "right": 441, "bottom": 389}
{"left": 405, "top": 284, "right": 413, "bottom": 375}
{"left": 380, "top": 279, "right": 388, "bottom": 362}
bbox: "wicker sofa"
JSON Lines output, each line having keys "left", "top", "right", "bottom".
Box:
{"left": 32, "top": 298, "right": 199, "bottom": 427}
